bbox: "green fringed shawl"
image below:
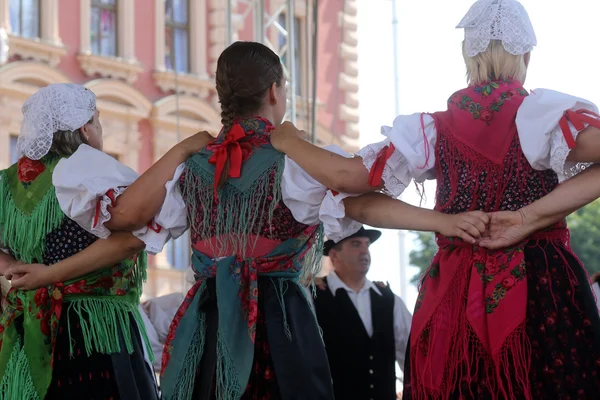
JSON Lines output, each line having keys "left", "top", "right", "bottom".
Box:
{"left": 161, "top": 117, "right": 325, "bottom": 400}
{"left": 0, "top": 158, "right": 152, "bottom": 400}
{"left": 0, "top": 157, "right": 64, "bottom": 263}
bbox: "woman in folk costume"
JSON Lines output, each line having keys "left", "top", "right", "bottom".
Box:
{"left": 270, "top": 0, "right": 600, "bottom": 398}
{"left": 63, "top": 41, "right": 492, "bottom": 400}
{"left": 0, "top": 83, "right": 161, "bottom": 399}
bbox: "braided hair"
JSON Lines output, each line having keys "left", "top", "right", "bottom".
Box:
{"left": 214, "top": 41, "right": 284, "bottom": 188}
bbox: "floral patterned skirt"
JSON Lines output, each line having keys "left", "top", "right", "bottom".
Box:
{"left": 403, "top": 242, "right": 600, "bottom": 400}
{"left": 194, "top": 277, "right": 335, "bottom": 400}
{"left": 45, "top": 305, "right": 158, "bottom": 400}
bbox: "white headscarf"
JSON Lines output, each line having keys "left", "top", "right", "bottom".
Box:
{"left": 457, "top": 0, "right": 537, "bottom": 57}
{"left": 17, "top": 83, "right": 96, "bottom": 160}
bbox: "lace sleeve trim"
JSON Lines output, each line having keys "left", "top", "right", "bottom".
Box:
{"left": 550, "top": 125, "right": 591, "bottom": 182}
{"left": 356, "top": 144, "right": 408, "bottom": 198}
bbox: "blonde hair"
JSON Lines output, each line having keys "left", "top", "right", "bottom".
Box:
{"left": 463, "top": 40, "right": 528, "bottom": 86}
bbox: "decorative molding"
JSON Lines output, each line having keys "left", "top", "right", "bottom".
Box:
{"left": 83, "top": 79, "right": 151, "bottom": 170}
{"left": 85, "top": 78, "right": 152, "bottom": 119}
{"left": 151, "top": 94, "right": 221, "bottom": 160}
{"left": 0, "top": 61, "right": 72, "bottom": 168}
{"left": 0, "top": 61, "right": 70, "bottom": 97}
{"left": 0, "top": 0, "right": 64, "bottom": 66}
{"left": 7, "top": 35, "right": 67, "bottom": 67}
{"left": 79, "top": 0, "right": 141, "bottom": 82}
{"left": 152, "top": 70, "right": 214, "bottom": 99}
{"left": 337, "top": 0, "right": 360, "bottom": 142}
{"left": 154, "top": 0, "right": 208, "bottom": 81}
{"left": 77, "top": 53, "right": 144, "bottom": 84}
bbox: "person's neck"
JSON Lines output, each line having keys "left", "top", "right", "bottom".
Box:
{"left": 334, "top": 270, "right": 367, "bottom": 293}
{"left": 255, "top": 108, "right": 276, "bottom": 126}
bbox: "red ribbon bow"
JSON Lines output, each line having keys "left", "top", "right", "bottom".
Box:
{"left": 559, "top": 109, "right": 600, "bottom": 149}
{"left": 368, "top": 143, "right": 396, "bottom": 188}
{"left": 208, "top": 124, "right": 247, "bottom": 198}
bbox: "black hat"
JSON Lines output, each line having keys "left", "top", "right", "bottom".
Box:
{"left": 323, "top": 226, "right": 382, "bottom": 256}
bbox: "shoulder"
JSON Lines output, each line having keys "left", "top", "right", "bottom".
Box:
{"left": 519, "top": 89, "right": 598, "bottom": 114}
{"left": 373, "top": 280, "right": 394, "bottom": 297}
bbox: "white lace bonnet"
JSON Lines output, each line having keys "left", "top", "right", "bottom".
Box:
{"left": 17, "top": 83, "right": 97, "bottom": 160}
{"left": 457, "top": 0, "right": 537, "bottom": 57}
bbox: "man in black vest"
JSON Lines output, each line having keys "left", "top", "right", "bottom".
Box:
{"left": 313, "top": 227, "right": 412, "bottom": 400}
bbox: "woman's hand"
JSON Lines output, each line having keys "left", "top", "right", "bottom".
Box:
{"left": 437, "top": 211, "right": 490, "bottom": 243}
{"left": 270, "top": 121, "right": 306, "bottom": 153}
{"left": 177, "top": 130, "right": 213, "bottom": 157}
{"left": 0, "top": 253, "right": 19, "bottom": 277}
{"left": 478, "top": 210, "right": 534, "bottom": 249}
{"left": 7, "top": 264, "right": 54, "bottom": 290}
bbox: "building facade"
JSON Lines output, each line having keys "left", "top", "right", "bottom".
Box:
{"left": 0, "top": 0, "right": 358, "bottom": 298}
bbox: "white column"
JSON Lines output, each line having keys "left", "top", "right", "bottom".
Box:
{"left": 118, "top": 0, "right": 135, "bottom": 60}
{"left": 154, "top": 0, "right": 165, "bottom": 70}
{"left": 41, "top": 0, "right": 60, "bottom": 44}
{"left": 190, "top": 0, "right": 208, "bottom": 77}
{"left": 80, "top": 0, "right": 91, "bottom": 53}
{"left": 0, "top": 0, "right": 9, "bottom": 32}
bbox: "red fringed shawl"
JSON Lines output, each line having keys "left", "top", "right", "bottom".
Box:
{"left": 370, "top": 79, "right": 600, "bottom": 399}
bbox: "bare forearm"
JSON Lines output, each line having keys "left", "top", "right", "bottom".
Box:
{"left": 522, "top": 164, "right": 600, "bottom": 229}
{"left": 566, "top": 126, "right": 600, "bottom": 163}
{"left": 49, "top": 232, "right": 145, "bottom": 283}
{"left": 344, "top": 193, "right": 445, "bottom": 231}
{"left": 281, "top": 136, "right": 373, "bottom": 194}
{"left": 0, "top": 253, "right": 17, "bottom": 276}
{"left": 107, "top": 132, "right": 213, "bottom": 231}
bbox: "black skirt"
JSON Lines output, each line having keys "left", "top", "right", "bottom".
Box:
{"left": 44, "top": 304, "right": 159, "bottom": 400}
{"left": 403, "top": 242, "right": 600, "bottom": 400}
{"left": 193, "top": 277, "right": 335, "bottom": 400}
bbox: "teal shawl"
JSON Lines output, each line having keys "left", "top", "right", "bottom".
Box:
{"left": 160, "top": 117, "right": 324, "bottom": 399}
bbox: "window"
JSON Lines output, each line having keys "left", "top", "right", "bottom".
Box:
{"left": 9, "top": 0, "right": 40, "bottom": 38}
{"left": 164, "top": 0, "right": 189, "bottom": 73}
{"left": 164, "top": 232, "right": 190, "bottom": 270}
{"left": 90, "top": 0, "right": 117, "bottom": 57}
{"left": 9, "top": 136, "right": 19, "bottom": 164}
{"left": 278, "top": 14, "right": 302, "bottom": 96}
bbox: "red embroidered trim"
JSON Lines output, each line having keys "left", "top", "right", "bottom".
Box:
{"left": 558, "top": 109, "right": 600, "bottom": 149}
{"left": 368, "top": 143, "right": 396, "bottom": 188}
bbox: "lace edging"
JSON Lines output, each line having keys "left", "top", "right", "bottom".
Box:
{"left": 93, "top": 187, "right": 127, "bottom": 237}
{"left": 550, "top": 126, "right": 592, "bottom": 182}
{"left": 356, "top": 144, "right": 407, "bottom": 198}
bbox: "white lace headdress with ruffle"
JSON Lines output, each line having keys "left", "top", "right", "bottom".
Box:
{"left": 457, "top": 0, "right": 537, "bottom": 57}
{"left": 17, "top": 83, "right": 96, "bottom": 160}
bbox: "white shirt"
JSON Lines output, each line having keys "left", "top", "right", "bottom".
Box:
{"left": 319, "top": 271, "right": 412, "bottom": 372}
{"left": 592, "top": 282, "right": 600, "bottom": 311}
{"left": 356, "top": 88, "right": 599, "bottom": 198}
{"left": 51, "top": 144, "right": 363, "bottom": 254}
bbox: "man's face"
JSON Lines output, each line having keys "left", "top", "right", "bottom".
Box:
{"left": 330, "top": 237, "right": 372, "bottom": 275}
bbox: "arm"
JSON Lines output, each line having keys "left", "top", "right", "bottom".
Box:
{"left": 0, "top": 252, "right": 18, "bottom": 277}
{"left": 271, "top": 122, "right": 374, "bottom": 194}
{"left": 480, "top": 164, "right": 600, "bottom": 250}
{"left": 520, "top": 164, "right": 600, "bottom": 230}
{"left": 343, "top": 192, "right": 489, "bottom": 242}
{"left": 8, "top": 232, "right": 145, "bottom": 289}
{"left": 107, "top": 131, "right": 213, "bottom": 231}
{"left": 566, "top": 126, "right": 600, "bottom": 163}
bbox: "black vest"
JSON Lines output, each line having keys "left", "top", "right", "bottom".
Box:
{"left": 314, "top": 277, "right": 397, "bottom": 400}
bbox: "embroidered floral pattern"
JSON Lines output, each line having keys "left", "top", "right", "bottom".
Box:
{"left": 485, "top": 259, "right": 527, "bottom": 314}
{"left": 448, "top": 82, "right": 528, "bottom": 125}
{"left": 17, "top": 157, "right": 46, "bottom": 187}
{"left": 414, "top": 262, "right": 438, "bottom": 313}
{"left": 206, "top": 116, "right": 272, "bottom": 162}
{"left": 414, "top": 287, "right": 426, "bottom": 313}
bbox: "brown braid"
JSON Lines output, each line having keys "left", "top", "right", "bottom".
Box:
{"left": 214, "top": 41, "right": 284, "bottom": 189}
